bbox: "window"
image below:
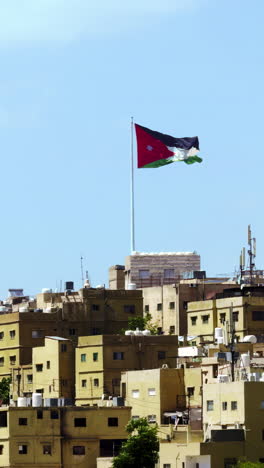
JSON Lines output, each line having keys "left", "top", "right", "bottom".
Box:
{"left": 46, "top": 361, "right": 50, "bottom": 369}
{"left": 0, "top": 445, "right": 3, "bottom": 455}
{"left": 220, "top": 313, "right": 226, "bottom": 324}
{"left": 139, "top": 269, "right": 149, "bottom": 279}
{"left": 163, "top": 465, "right": 171, "bottom": 468}
{"left": 158, "top": 351, "right": 166, "bottom": 359}
{"left": 10, "top": 330, "right": 15, "bottom": 339}
{"left": 169, "top": 302, "right": 175, "bottom": 309}
{"left": 169, "top": 326, "right": 175, "bottom": 334}
{"left": 191, "top": 316, "right": 197, "bottom": 326}
{"left": 260, "top": 401, "right": 264, "bottom": 409}
{"left": 32, "top": 330, "right": 43, "bottom": 338}
{"left": 207, "top": 400, "right": 214, "bottom": 411}
{"left": 94, "top": 379, "right": 99, "bottom": 387}
{"left": 157, "top": 303, "right": 162, "bottom": 311}
{"left": 27, "top": 374, "right": 33, "bottom": 383}
{"left": 124, "top": 305, "right": 135, "bottom": 314}
{"left": 108, "top": 417, "right": 118, "bottom": 427}
{"left": 183, "top": 301, "right": 188, "bottom": 310}
{"left": 49, "top": 385, "right": 52, "bottom": 393}
{"left": 81, "top": 380, "right": 87, "bottom": 388}
{"left": 212, "top": 364, "right": 218, "bottom": 378}
{"left": 132, "top": 390, "right": 139, "bottom": 398}
{"left": 43, "top": 445, "right": 51, "bottom": 455}
{"left": 259, "top": 459, "right": 264, "bottom": 463}
{"left": 69, "top": 328, "right": 76, "bottom": 335}
{"left": 10, "top": 356, "right": 16, "bottom": 365}
{"left": 61, "top": 344, "right": 67, "bottom": 352}
{"left": 145, "top": 305, "right": 149, "bottom": 313}
{"left": 262, "top": 429, "right": 264, "bottom": 440}
{"left": 148, "top": 388, "right": 156, "bottom": 396}
{"left": 93, "top": 352, "right": 98, "bottom": 362}
{"left": 187, "top": 387, "right": 194, "bottom": 397}
{"left": 0, "top": 358, "right": 4, "bottom": 367}
{"left": 157, "top": 327, "right": 163, "bottom": 335}
{"left": 19, "top": 418, "right": 27, "bottom": 426}
{"left": 50, "top": 410, "right": 59, "bottom": 419}
{"left": 73, "top": 446, "right": 85, "bottom": 455}
{"left": 36, "top": 388, "right": 44, "bottom": 394}
{"left": 81, "top": 354, "right": 86, "bottom": 362}
{"left": 0, "top": 332, "right": 4, "bottom": 340}
{"left": 132, "top": 415, "right": 140, "bottom": 420}
{"left": 74, "top": 418, "right": 86, "bottom": 427}
{"left": 232, "top": 311, "right": 239, "bottom": 322}
{"left": 92, "top": 328, "right": 101, "bottom": 335}
{"left": 147, "top": 414, "right": 156, "bottom": 423}
{"left": 164, "top": 269, "right": 175, "bottom": 279}
{"left": 0, "top": 413, "right": 7, "bottom": 427}
{"left": 202, "top": 315, "right": 209, "bottom": 324}
{"left": 37, "top": 410, "right": 43, "bottom": 419}
{"left": 252, "top": 311, "right": 264, "bottom": 321}
{"left": 231, "top": 401, "right": 237, "bottom": 410}
{"left": 92, "top": 304, "right": 100, "bottom": 311}
{"left": 113, "top": 352, "right": 124, "bottom": 360}
{"left": 18, "top": 445, "right": 27, "bottom": 454}
{"left": 36, "top": 364, "right": 43, "bottom": 372}
{"left": 222, "top": 402, "right": 227, "bottom": 411}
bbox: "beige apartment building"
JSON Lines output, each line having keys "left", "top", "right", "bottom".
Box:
{"left": 75, "top": 334, "right": 178, "bottom": 405}
{"left": 0, "top": 405, "right": 130, "bottom": 467}
{"left": 142, "top": 278, "right": 236, "bottom": 336}
{"left": 0, "top": 287, "right": 143, "bottom": 379}
{"left": 124, "top": 251, "right": 200, "bottom": 288}
{"left": 187, "top": 286, "right": 264, "bottom": 343}
{"left": 120, "top": 367, "right": 185, "bottom": 425}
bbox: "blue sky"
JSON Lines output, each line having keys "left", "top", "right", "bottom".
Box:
{"left": 0, "top": 0, "right": 263, "bottom": 298}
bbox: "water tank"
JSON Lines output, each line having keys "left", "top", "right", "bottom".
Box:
{"left": 17, "top": 397, "right": 27, "bottom": 407}
{"left": 125, "top": 330, "right": 134, "bottom": 336}
{"left": 143, "top": 329, "right": 151, "bottom": 336}
{"left": 134, "top": 328, "right": 143, "bottom": 336}
{"left": 217, "top": 337, "right": 224, "bottom": 344}
{"left": 19, "top": 306, "right": 28, "bottom": 313}
{"left": 241, "top": 353, "right": 250, "bottom": 368}
{"left": 44, "top": 307, "right": 52, "bottom": 313}
{"left": 32, "top": 393, "right": 42, "bottom": 407}
{"left": 127, "top": 283, "right": 137, "bottom": 290}
{"left": 65, "top": 281, "right": 74, "bottom": 291}
{"left": 113, "top": 397, "right": 124, "bottom": 407}
{"left": 243, "top": 335, "right": 257, "bottom": 344}
{"left": 215, "top": 328, "right": 223, "bottom": 338}
{"left": 0, "top": 306, "right": 7, "bottom": 313}
{"left": 42, "top": 288, "right": 52, "bottom": 294}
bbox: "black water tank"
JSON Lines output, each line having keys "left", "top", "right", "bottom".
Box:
{"left": 65, "top": 281, "right": 74, "bottom": 291}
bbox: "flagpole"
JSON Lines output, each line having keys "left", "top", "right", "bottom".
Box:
{"left": 130, "top": 116, "right": 135, "bottom": 253}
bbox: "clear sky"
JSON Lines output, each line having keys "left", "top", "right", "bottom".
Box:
{"left": 0, "top": 0, "right": 263, "bottom": 298}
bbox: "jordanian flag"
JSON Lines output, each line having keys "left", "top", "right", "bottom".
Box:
{"left": 135, "top": 123, "right": 202, "bottom": 168}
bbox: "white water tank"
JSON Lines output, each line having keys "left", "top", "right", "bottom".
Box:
{"left": 243, "top": 335, "right": 257, "bottom": 344}
{"left": 241, "top": 353, "right": 250, "bottom": 368}
{"left": 42, "top": 288, "right": 52, "bottom": 294}
{"left": 44, "top": 307, "right": 52, "bottom": 313}
{"left": 19, "top": 306, "right": 28, "bottom": 313}
{"left": 0, "top": 306, "right": 7, "bottom": 313}
{"left": 215, "top": 328, "right": 223, "bottom": 338}
{"left": 17, "top": 397, "right": 27, "bottom": 407}
{"left": 134, "top": 328, "right": 143, "bottom": 336}
{"left": 32, "top": 393, "right": 42, "bottom": 407}
{"left": 143, "top": 329, "right": 151, "bottom": 336}
{"left": 125, "top": 330, "right": 134, "bottom": 336}
{"left": 217, "top": 337, "right": 224, "bottom": 344}
{"left": 127, "top": 283, "right": 137, "bottom": 290}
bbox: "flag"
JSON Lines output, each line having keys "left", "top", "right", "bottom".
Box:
{"left": 135, "top": 123, "right": 202, "bottom": 168}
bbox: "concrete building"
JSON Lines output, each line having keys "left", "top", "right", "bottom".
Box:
{"left": 124, "top": 252, "right": 200, "bottom": 288}
{"left": 187, "top": 286, "right": 264, "bottom": 343}
{"left": 0, "top": 405, "right": 130, "bottom": 468}
{"left": 142, "top": 278, "right": 236, "bottom": 336}
{"left": 120, "top": 367, "right": 185, "bottom": 425}
{"left": 75, "top": 334, "right": 178, "bottom": 406}
{"left": 0, "top": 287, "right": 143, "bottom": 379}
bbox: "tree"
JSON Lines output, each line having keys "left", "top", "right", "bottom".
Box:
{"left": 121, "top": 314, "right": 160, "bottom": 335}
{"left": 112, "top": 417, "right": 159, "bottom": 468}
{"left": 0, "top": 377, "right": 11, "bottom": 404}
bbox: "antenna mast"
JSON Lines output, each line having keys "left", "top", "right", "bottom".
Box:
{"left": 80, "top": 256, "right": 84, "bottom": 284}
{"left": 248, "top": 225, "right": 256, "bottom": 285}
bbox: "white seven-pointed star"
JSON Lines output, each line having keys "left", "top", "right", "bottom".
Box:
{"left": 146, "top": 145, "right": 153, "bottom": 151}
